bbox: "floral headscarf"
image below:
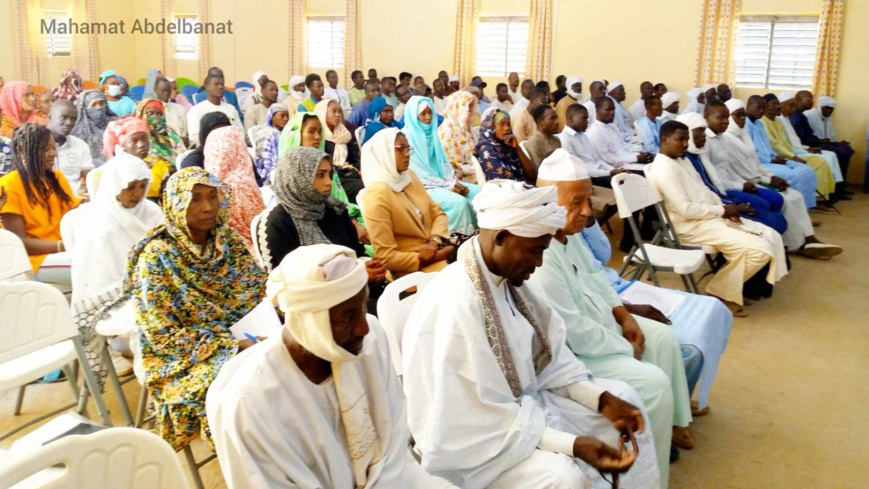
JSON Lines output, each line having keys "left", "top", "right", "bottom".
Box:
{"left": 134, "top": 98, "right": 186, "bottom": 164}
{"left": 254, "top": 103, "right": 288, "bottom": 181}
{"left": 72, "top": 89, "right": 115, "bottom": 166}
{"left": 50, "top": 69, "right": 84, "bottom": 101}
{"left": 438, "top": 90, "right": 478, "bottom": 168}
{"left": 474, "top": 107, "right": 525, "bottom": 182}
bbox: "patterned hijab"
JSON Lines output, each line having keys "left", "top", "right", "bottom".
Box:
{"left": 272, "top": 146, "right": 345, "bottom": 246}
{"left": 438, "top": 90, "right": 478, "bottom": 167}
{"left": 0, "top": 81, "right": 43, "bottom": 137}
{"left": 134, "top": 98, "right": 186, "bottom": 163}
{"left": 401, "top": 96, "right": 456, "bottom": 190}
{"left": 72, "top": 89, "right": 114, "bottom": 166}
{"left": 101, "top": 117, "right": 149, "bottom": 158}
{"left": 51, "top": 69, "right": 83, "bottom": 101}
{"left": 255, "top": 103, "right": 288, "bottom": 181}
{"left": 475, "top": 107, "right": 525, "bottom": 181}
{"left": 314, "top": 98, "right": 352, "bottom": 168}
{"left": 203, "top": 127, "right": 265, "bottom": 250}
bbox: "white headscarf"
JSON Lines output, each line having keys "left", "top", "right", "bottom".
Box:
{"left": 473, "top": 180, "right": 566, "bottom": 237}
{"left": 266, "top": 244, "right": 380, "bottom": 488}
{"left": 289, "top": 75, "right": 309, "bottom": 102}
{"left": 360, "top": 127, "right": 412, "bottom": 192}
{"left": 252, "top": 71, "right": 267, "bottom": 93}
{"left": 817, "top": 96, "right": 836, "bottom": 108}
{"left": 677, "top": 112, "right": 708, "bottom": 155}
{"left": 724, "top": 98, "right": 748, "bottom": 137}
{"left": 537, "top": 148, "right": 590, "bottom": 181}
{"left": 566, "top": 75, "right": 583, "bottom": 100}
{"left": 683, "top": 88, "right": 705, "bottom": 114}
{"left": 661, "top": 92, "right": 681, "bottom": 112}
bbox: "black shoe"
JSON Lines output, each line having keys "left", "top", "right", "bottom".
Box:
{"left": 836, "top": 192, "right": 853, "bottom": 201}
{"left": 670, "top": 445, "right": 680, "bottom": 463}
{"left": 842, "top": 188, "right": 855, "bottom": 196}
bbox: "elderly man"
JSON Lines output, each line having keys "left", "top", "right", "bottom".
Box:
{"left": 607, "top": 81, "right": 641, "bottom": 149}
{"left": 529, "top": 150, "right": 709, "bottom": 487}
{"left": 647, "top": 120, "right": 788, "bottom": 315}
{"left": 790, "top": 91, "right": 855, "bottom": 189}
{"left": 555, "top": 75, "right": 583, "bottom": 131}
{"left": 804, "top": 94, "right": 854, "bottom": 195}
{"left": 207, "top": 245, "right": 455, "bottom": 489}
{"left": 629, "top": 81, "right": 655, "bottom": 123}
{"left": 403, "top": 181, "right": 660, "bottom": 489}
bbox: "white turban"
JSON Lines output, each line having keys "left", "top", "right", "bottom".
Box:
{"left": 818, "top": 96, "right": 836, "bottom": 108}
{"left": 252, "top": 70, "right": 267, "bottom": 93}
{"left": 676, "top": 112, "right": 708, "bottom": 154}
{"left": 566, "top": 75, "right": 583, "bottom": 100}
{"left": 725, "top": 98, "right": 745, "bottom": 112}
{"left": 449, "top": 75, "right": 459, "bottom": 82}
{"left": 778, "top": 91, "right": 794, "bottom": 103}
{"left": 267, "top": 244, "right": 368, "bottom": 363}
{"left": 606, "top": 81, "right": 623, "bottom": 92}
{"left": 289, "top": 75, "right": 309, "bottom": 102}
{"left": 687, "top": 88, "right": 704, "bottom": 101}
{"left": 661, "top": 92, "right": 681, "bottom": 110}
{"left": 538, "top": 148, "right": 590, "bottom": 182}
{"left": 473, "top": 180, "right": 567, "bottom": 237}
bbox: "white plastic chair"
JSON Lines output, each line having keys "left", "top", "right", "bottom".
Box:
{"left": 518, "top": 140, "right": 530, "bottom": 159}
{"left": 0, "top": 229, "right": 33, "bottom": 281}
{"left": 247, "top": 124, "right": 265, "bottom": 147}
{"left": 0, "top": 282, "right": 114, "bottom": 442}
{"left": 355, "top": 126, "right": 365, "bottom": 145}
{"left": 59, "top": 206, "right": 87, "bottom": 256}
{"left": 0, "top": 427, "right": 190, "bottom": 489}
{"left": 470, "top": 154, "right": 486, "bottom": 184}
{"left": 236, "top": 87, "right": 254, "bottom": 114}
{"left": 611, "top": 173, "right": 705, "bottom": 293}
{"left": 376, "top": 272, "right": 438, "bottom": 376}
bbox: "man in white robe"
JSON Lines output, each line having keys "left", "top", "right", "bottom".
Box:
{"left": 529, "top": 150, "right": 697, "bottom": 487}
{"left": 606, "top": 81, "right": 641, "bottom": 150}
{"left": 805, "top": 96, "right": 839, "bottom": 140}
{"left": 629, "top": 81, "right": 655, "bottom": 124}
{"left": 558, "top": 104, "right": 623, "bottom": 188}
{"left": 207, "top": 245, "right": 454, "bottom": 489}
{"left": 403, "top": 181, "right": 661, "bottom": 489}
{"left": 777, "top": 92, "right": 843, "bottom": 188}
{"left": 646, "top": 120, "right": 788, "bottom": 313}
{"left": 582, "top": 80, "right": 607, "bottom": 126}
{"left": 587, "top": 98, "right": 653, "bottom": 168}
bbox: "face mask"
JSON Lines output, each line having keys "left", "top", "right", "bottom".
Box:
{"left": 107, "top": 85, "right": 121, "bottom": 97}
{"left": 148, "top": 114, "right": 167, "bottom": 133}
{"left": 86, "top": 108, "right": 108, "bottom": 128}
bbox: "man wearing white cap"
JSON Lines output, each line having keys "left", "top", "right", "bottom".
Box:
{"left": 403, "top": 180, "right": 660, "bottom": 488}
{"left": 448, "top": 74, "right": 461, "bottom": 93}
{"left": 207, "top": 244, "right": 455, "bottom": 489}
{"left": 659, "top": 92, "right": 680, "bottom": 123}
{"left": 530, "top": 149, "right": 704, "bottom": 487}
{"left": 791, "top": 91, "right": 854, "bottom": 188}
{"left": 806, "top": 96, "right": 839, "bottom": 141}
{"left": 555, "top": 75, "right": 583, "bottom": 132}
{"left": 606, "top": 81, "right": 641, "bottom": 149}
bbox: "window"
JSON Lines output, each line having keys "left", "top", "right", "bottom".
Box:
{"left": 306, "top": 17, "right": 345, "bottom": 68}
{"left": 174, "top": 14, "right": 198, "bottom": 60}
{"left": 475, "top": 17, "right": 528, "bottom": 77}
{"left": 734, "top": 15, "right": 819, "bottom": 90}
{"left": 45, "top": 10, "right": 71, "bottom": 57}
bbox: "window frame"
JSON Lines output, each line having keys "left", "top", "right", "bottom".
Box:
{"left": 733, "top": 14, "right": 819, "bottom": 90}
{"left": 45, "top": 10, "right": 72, "bottom": 57}
{"left": 305, "top": 15, "right": 346, "bottom": 69}
{"left": 173, "top": 14, "right": 198, "bottom": 60}
{"left": 475, "top": 16, "right": 529, "bottom": 78}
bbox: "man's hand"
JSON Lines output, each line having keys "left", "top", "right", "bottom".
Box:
{"left": 624, "top": 303, "right": 671, "bottom": 325}
{"left": 770, "top": 176, "right": 789, "bottom": 191}
{"left": 636, "top": 152, "right": 652, "bottom": 163}
{"left": 452, "top": 183, "right": 469, "bottom": 196}
{"left": 723, "top": 203, "right": 750, "bottom": 218}
{"left": 365, "top": 258, "right": 387, "bottom": 282}
{"left": 742, "top": 181, "right": 758, "bottom": 193}
{"left": 599, "top": 391, "right": 645, "bottom": 437}
{"left": 619, "top": 314, "right": 645, "bottom": 360}
{"left": 808, "top": 147, "right": 821, "bottom": 154}
{"left": 841, "top": 140, "right": 851, "bottom": 146}
{"left": 771, "top": 156, "right": 787, "bottom": 164}
{"left": 793, "top": 156, "right": 806, "bottom": 164}
{"left": 610, "top": 168, "right": 628, "bottom": 176}
{"left": 821, "top": 138, "right": 831, "bottom": 145}
{"left": 572, "top": 436, "right": 637, "bottom": 474}
{"left": 238, "top": 336, "right": 266, "bottom": 351}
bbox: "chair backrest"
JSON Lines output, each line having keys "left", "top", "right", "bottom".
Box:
{"left": 0, "top": 281, "right": 78, "bottom": 364}
{"left": 0, "top": 427, "right": 190, "bottom": 489}
{"left": 59, "top": 205, "right": 87, "bottom": 253}
{"left": 180, "top": 85, "right": 199, "bottom": 103}
{"left": 248, "top": 124, "right": 265, "bottom": 147}
{"left": 518, "top": 140, "right": 530, "bottom": 159}
{"left": 0, "top": 229, "right": 32, "bottom": 281}
{"left": 127, "top": 85, "right": 145, "bottom": 102}
{"left": 191, "top": 90, "right": 206, "bottom": 105}
{"left": 470, "top": 154, "right": 486, "bottom": 184}
{"left": 610, "top": 172, "right": 661, "bottom": 218}
{"left": 235, "top": 81, "right": 254, "bottom": 90}
{"left": 376, "top": 272, "right": 438, "bottom": 376}
{"left": 236, "top": 87, "right": 254, "bottom": 112}
{"left": 355, "top": 126, "right": 364, "bottom": 145}
{"left": 249, "top": 209, "right": 268, "bottom": 268}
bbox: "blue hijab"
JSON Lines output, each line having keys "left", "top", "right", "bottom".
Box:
{"left": 362, "top": 97, "right": 397, "bottom": 144}
{"left": 401, "top": 96, "right": 456, "bottom": 189}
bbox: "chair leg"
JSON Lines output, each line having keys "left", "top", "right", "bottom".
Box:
{"left": 101, "top": 342, "right": 134, "bottom": 426}
{"left": 72, "top": 337, "right": 113, "bottom": 427}
{"left": 688, "top": 273, "right": 701, "bottom": 294}
{"left": 13, "top": 386, "right": 26, "bottom": 416}
{"left": 135, "top": 385, "right": 149, "bottom": 428}
{"left": 183, "top": 445, "right": 206, "bottom": 489}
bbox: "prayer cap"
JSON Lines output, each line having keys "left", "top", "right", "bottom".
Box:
{"left": 606, "top": 81, "right": 623, "bottom": 92}
{"left": 725, "top": 98, "right": 745, "bottom": 112}
{"left": 289, "top": 75, "right": 305, "bottom": 87}
{"left": 267, "top": 244, "right": 368, "bottom": 362}
{"left": 661, "top": 92, "right": 681, "bottom": 108}
{"left": 818, "top": 96, "right": 836, "bottom": 108}
{"left": 538, "top": 148, "right": 590, "bottom": 182}
{"left": 449, "top": 75, "right": 460, "bottom": 82}
{"left": 777, "top": 91, "right": 795, "bottom": 103}
{"left": 473, "top": 180, "right": 567, "bottom": 238}
{"left": 687, "top": 88, "right": 704, "bottom": 99}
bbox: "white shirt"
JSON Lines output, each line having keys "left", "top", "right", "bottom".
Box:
{"left": 509, "top": 99, "right": 529, "bottom": 119}
{"left": 324, "top": 86, "right": 352, "bottom": 115}
{"left": 628, "top": 99, "right": 647, "bottom": 125}
{"left": 805, "top": 107, "right": 836, "bottom": 140}
{"left": 432, "top": 96, "right": 447, "bottom": 115}
{"left": 489, "top": 99, "right": 514, "bottom": 113}
{"left": 583, "top": 100, "right": 598, "bottom": 126}
{"left": 508, "top": 88, "right": 523, "bottom": 105}
{"left": 54, "top": 135, "right": 93, "bottom": 196}
{"left": 394, "top": 102, "right": 406, "bottom": 122}
{"left": 586, "top": 122, "right": 638, "bottom": 168}
{"left": 163, "top": 101, "right": 188, "bottom": 140}
{"left": 186, "top": 99, "right": 244, "bottom": 146}
{"left": 647, "top": 153, "right": 725, "bottom": 222}
{"left": 557, "top": 126, "right": 614, "bottom": 178}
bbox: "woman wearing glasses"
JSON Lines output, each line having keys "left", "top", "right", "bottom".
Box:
{"left": 361, "top": 127, "right": 453, "bottom": 279}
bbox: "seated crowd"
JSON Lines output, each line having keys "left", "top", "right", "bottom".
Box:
{"left": 0, "top": 62, "right": 858, "bottom": 489}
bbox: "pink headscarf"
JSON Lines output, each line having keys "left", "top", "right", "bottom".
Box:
{"left": 0, "top": 81, "right": 39, "bottom": 126}
{"left": 203, "top": 126, "right": 266, "bottom": 251}
{"left": 102, "top": 117, "right": 150, "bottom": 157}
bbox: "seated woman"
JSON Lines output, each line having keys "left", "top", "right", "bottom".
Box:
{"left": 0, "top": 123, "right": 80, "bottom": 284}
{"left": 438, "top": 90, "right": 478, "bottom": 183}
{"left": 100, "top": 117, "right": 152, "bottom": 192}
{"left": 402, "top": 95, "right": 479, "bottom": 234}
{"left": 99, "top": 70, "right": 137, "bottom": 116}
{"left": 203, "top": 126, "right": 265, "bottom": 253}
{"left": 179, "top": 112, "right": 231, "bottom": 169}
{"left": 361, "top": 128, "right": 453, "bottom": 278}
{"left": 125, "top": 167, "right": 266, "bottom": 451}
{"left": 135, "top": 99, "right": 187, "bottom": 199}
{"left": 361, "top": 96, "right": 399, "bottom": 145}
{"left": 0, "top": 81, "right": 47, "bottom": 138}
{"left": 314, "top": 98, "right": 364, "bottom": 202}
{"left": 474, "top": 107, "right": 536, "bottom": 182}
{"left": 72, "top": 89, "right": 115, "bottom": 167}
{"left": 254, "top": 103, "right": 289, "bottom": 182}
{"left": 71, "top": 153, "right": 163, "bottom": 382}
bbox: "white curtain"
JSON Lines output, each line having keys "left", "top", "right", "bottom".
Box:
{"left": 453, "top": 0, "right": 480, "bottom": 87}
{"left": 15, "top": 0, "right": 49, "bottom": 85}
{"left": 525, "top": 0, "right": 554, "bottom": 82}
{"left": 343, "top": 0, "right": 362, "bottom": 89}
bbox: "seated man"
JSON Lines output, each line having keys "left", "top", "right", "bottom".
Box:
{"left": 791, "top": 91, "right": 854, "bottom": 183}
{"left": 525, "top": 104, "right": 561, "bottom": 167}
{"left": 511, "top": 88, "right": 549, "bottom": 143}
{"left": 803, "top": 94, "right": 854, "bottom": 196}
{"left": 529, "top": 149, "right": 707, "bottom": 487}
{"left": 347, "top": 80, "right": 382, "bottom": 127}
{"left": 297, "top": 73, "right": 325, "bottom": 113}
{"left": 762, "top": 94, "right": 846, "bottom": 200}
{"left": 587, "top": 97, "right": 653, "bottom": 169}
{"left": 558, "top": 103, "right": 625, "bottom": 188}
{"left": 606, "top": 81, "right": 641, "bottom": 149}
{"left": 555, "top": 75, "right": 582, "bottom": 131}
{"left": 207, "top": 245, "right": 455, "bottom": 489}
{"left": 659, "top": 92, "right": 680, "bottom": 123}
{"left": 646, "top": 121, "right": 788, "bottom": 315}
{"left": 635, "top": 95, "right": 663, "bottom": 156}
{"left": 489, "top": 82, "right": 514, "bottom": 113}
{"left": 582, "top": 80, "right": 608, "bottom": 126}
{"left": 509, "top": 79, "right": 536, "bottom": 117}
{"left": 403, "top": 180, "right": 660, "bottom": 488}
{"left": 706, "top": 101, "right": 843, "bottom": 257}
{"left": 629, "top": 81, "right": 655, "bottom": 124}
{"left": 745, "top": 96, "right": 835, "bottom": 203}
{"left": 716, "top": 84, "right": 732, "bottom": 103}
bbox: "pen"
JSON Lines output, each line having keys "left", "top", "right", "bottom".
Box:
{"left": 243, "top": 333, "right": 259, "bottom": 343}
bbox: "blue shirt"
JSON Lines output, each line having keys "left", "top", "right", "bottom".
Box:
{"left": 637, "top": 116, "right": 663, "bottom": 154}
{"left": 347, "top": 101, "right": 370, "bottom": 127}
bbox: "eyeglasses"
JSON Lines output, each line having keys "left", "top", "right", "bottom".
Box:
{"left": 394, "top": 144, "right": 414, "bottom": 155}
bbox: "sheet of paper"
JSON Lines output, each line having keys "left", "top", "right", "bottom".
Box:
{"left": 619, "top": 280, "right": 686, "bottom": 318}
{"left": 229, "top": 300, "right": 283, "bottom": 340}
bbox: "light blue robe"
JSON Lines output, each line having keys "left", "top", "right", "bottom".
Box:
{"left": 636, "top": 116, "right": 663, "bottom": 155}
{"left": 580, "top": 220, "right": 733, "bottom": 409}
{"left": 748, "top": 118, "right": 817, "bottom": 208}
